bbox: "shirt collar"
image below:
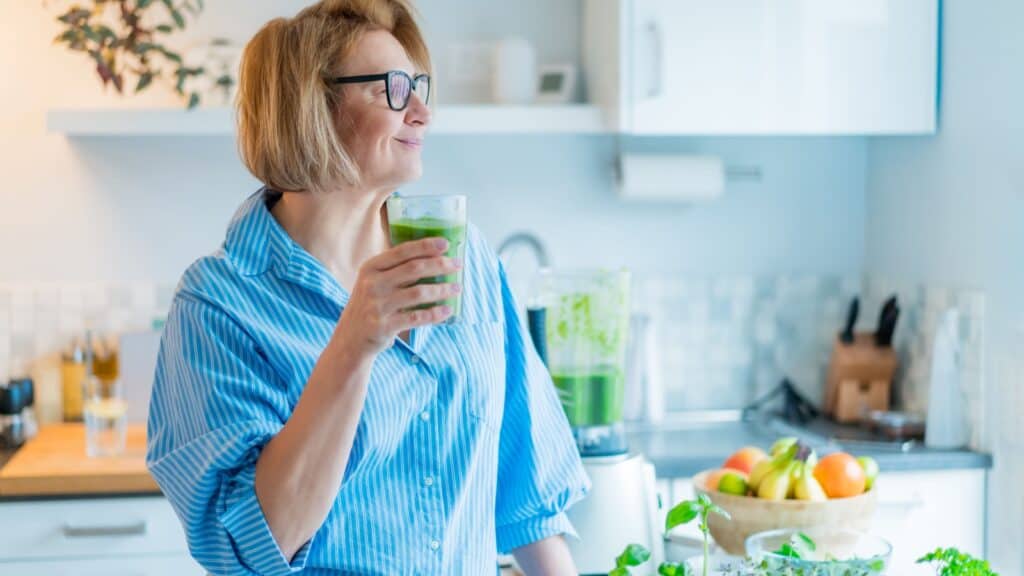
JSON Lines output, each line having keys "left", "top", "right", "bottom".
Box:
{"left": 224, "top": 187, "right": 349, "bottom": 307}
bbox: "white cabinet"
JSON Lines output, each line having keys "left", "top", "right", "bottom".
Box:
{"left": 583, "top": 0, "right": 938, "bottom": 135}
{"left": 871, "top": 469, "right": 986, "bottom": 576}
{"left": 659, "top": 469, "right": 986, "bottom": 574}
{"left": 0, "top": 496, "right": 203, "bottom": 575}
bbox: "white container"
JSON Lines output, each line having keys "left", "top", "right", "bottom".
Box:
{"left": 491, "top": 37, "right": 536, "bottom": 105}
{"left": 924, "top": 308, "right": 969, "bottom": 449}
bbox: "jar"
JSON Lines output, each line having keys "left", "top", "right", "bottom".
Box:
{"left": 61, "top": 338, "right": 87, "bottom": 422}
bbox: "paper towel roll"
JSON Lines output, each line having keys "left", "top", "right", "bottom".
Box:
{"left": 618, "top": 154, "right": 725, "bottom": 201}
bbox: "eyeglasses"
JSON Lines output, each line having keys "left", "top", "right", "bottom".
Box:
{"left": 328, "top": 70, "right": 431, "bottom": 111}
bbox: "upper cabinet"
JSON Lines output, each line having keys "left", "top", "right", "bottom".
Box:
{"left": 583, "top": 0, "right": 938, "bottom": 135}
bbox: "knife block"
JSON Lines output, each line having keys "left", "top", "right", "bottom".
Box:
{"left": 824, "top": 333, "right": 898, "bottom": 423}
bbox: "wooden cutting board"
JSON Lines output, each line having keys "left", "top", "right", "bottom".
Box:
{"left": 0, "top": 423, "right": 159, "bottom": 498}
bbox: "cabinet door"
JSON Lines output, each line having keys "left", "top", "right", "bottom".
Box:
{"left": 661, "top": 469, "right": 985, "bottom": 572}
{"left": 0, "top": 497, "right": 188, "bottom": 562}
{"left": 871, "top": 469, "right": 986, "bottom": 575}
{"left": 629, "top": 0, "right": 937, "bottom": 134}
{"left": 0, "top": 555, "right": 204, "bottom": 576}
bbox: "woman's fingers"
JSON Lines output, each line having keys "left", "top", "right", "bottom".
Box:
{"left": 380, "top": 256, "right": 461, "bottom": 290}
{"left": 387, "top": 282, "right": 461, "bottom": 313}
{"left": 365, "top": 237, "right": 448, "bottom": 272}
{"left": 389, "top": 304, "right": 453, "bottom": 332}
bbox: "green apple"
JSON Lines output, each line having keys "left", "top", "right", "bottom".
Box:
{"left": 718, "top": 471, "right": 749, "bottom": 496}
{"left": 857, "top": 456, "right": 880, "bottom": 490}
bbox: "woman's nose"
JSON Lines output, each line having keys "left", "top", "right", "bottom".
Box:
{"left": 405, "top": 93, "right": 431, "bottom": 126}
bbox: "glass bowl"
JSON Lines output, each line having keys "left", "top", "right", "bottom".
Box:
{"left": 745, "top": 527, "right": 892, "bottom": 575}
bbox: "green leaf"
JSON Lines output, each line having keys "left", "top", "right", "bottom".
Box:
{"left": 775, "top": 543, "right": 802, "bottom": 559}
{"left": 135, "top": 72, "right": 154, "bottom": 93}
{"left": 795, "top": 532, "right": 816, "bottom": 552}
{"left": 162, "top": 49, "right": 183, "bottom": 64}
{"left": 156, "top": 24, "right": 174, "bottom": 33}
{"left": 54, "top": 29, "right": 79, "bottom": 44}
{"left": 665, "top": 500, "right": 699, "bottom": 532}
{"left": 171, "top": 8, "right": 186, "bottom": 29}
{"left": 57, "top": 8, "right": 91, "bottom": 25}
{"left": 187, "top": 92, "right": 200, "bottom": 110}
{"left": 615, "top": 544, "right": 651, "bottom": 568}
{"left": 137, "top": 0, "right": 154, "bottom": 7}
{"left": 657, "top": 562, "right": 689, "bottom": 576}
{"left": 697, "top": 493, "right": 712, "bottom": 507}
{"left": 608, "top": 568, "right": 628, "bottom": 576}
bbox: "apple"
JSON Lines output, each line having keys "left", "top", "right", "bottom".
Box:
{"left": 722, "top": 446, "right": 769, "bottom": 474}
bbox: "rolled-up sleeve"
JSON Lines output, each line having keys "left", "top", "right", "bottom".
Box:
{"left": 146, "top": 295, "right": 316, "bottom": 576}
{"left": 494, "top": 263, "right": 591, "bottom": 553}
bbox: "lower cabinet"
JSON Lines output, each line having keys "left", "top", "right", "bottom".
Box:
{"left": 0, "top": 495, "right": 204, "bottom": 575}
{"left": 657, "top": 468, "right": 987, "bottom": 575}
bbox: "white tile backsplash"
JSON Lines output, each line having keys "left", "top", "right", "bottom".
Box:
{"left": 0, "top": 274, "right": 987, "bottom": 440}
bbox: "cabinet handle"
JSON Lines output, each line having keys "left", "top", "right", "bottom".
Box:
{"left": 647, "top": 21, "right": 663, "bottom": 98}
{"left": 62, "top": 520, "right": 148, "bottom": 538}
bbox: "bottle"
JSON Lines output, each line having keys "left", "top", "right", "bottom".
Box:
{"left": 0, "top": 381, "right": 26, "bottom": 448}
{"left": 61, "top": 336, "right": 88, "bottom": 422}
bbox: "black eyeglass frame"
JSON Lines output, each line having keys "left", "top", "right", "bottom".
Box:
{"left": 328, "top": 70, "right": 431, "bottom": 111}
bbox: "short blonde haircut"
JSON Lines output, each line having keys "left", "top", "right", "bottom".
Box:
{"left": 236, "top": 0, "right": 431, "bottom": 192}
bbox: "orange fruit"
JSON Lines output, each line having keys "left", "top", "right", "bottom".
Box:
{"left": 814, "top": 453, "right": 867, "bottom": 498}
{"left": 704, "top": 468, "right": 728, "bottom": 491}
{"left": 722, "top": 446, "right": 769, "bottom": 474}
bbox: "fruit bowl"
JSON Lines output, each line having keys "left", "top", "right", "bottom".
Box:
{"left": 691, "top": 469, "right": 877, "bottom": 555}
{"left": 746, "top": 527, "right": 891, "bottom": 575}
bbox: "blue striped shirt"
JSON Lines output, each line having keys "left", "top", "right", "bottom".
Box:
{"left": 146, "top": 189, "right": 590, "bottom": 575}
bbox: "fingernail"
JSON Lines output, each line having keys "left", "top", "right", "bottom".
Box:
{"left": 434, "top": 238, "right": 449, "bottom": 250}
{"left": 451, "top": 283, "right": 462, "bottom": 294}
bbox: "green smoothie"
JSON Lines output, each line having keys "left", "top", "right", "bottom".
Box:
{"left": 388, "top": 217, "right": 467, "bottom": 319}
{"left": 551, "top": 367, "right": 624, "bottom": 427}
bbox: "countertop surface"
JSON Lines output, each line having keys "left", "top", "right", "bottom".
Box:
{"left": 0, "top": 416, "right": 991, "bottom": 500}
{"left": 0, "top": 423, "right": 159, "bottom": 500}
{"left": 628, "top": 414, "right": 993, "bottom": 479}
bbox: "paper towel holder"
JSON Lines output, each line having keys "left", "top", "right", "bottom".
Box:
{"left": 615, "top": 154, "right": 762, "bottom": 202}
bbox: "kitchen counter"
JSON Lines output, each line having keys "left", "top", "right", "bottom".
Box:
{"left": 1, "top": 416, "right": 991, "bottom": 499}
{"left": 628, "top": 414, "right": 993, "bottom": 479}
{"left": 0, "top": 423, "right": 159, "bottom": 500}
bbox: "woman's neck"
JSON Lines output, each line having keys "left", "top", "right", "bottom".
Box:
{"left": 269, "top": 185, "right": 393, "bottom": 290}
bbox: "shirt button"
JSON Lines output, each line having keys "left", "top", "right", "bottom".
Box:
{"left": 429, "top": 540, "right": 440, "bottom": 551}
{"left": 423, "top": 476, "right": 434, "bottom": 487}
{"left": 419, "top": 411, "right": 430, "bottom": 422}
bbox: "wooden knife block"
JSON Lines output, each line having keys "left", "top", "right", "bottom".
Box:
{"left": 824, "top": 333, "right": 898, "bottom": 423}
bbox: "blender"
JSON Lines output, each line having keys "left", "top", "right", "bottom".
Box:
{"left": 528, "top": 269, "right": 663, "bottom": 574}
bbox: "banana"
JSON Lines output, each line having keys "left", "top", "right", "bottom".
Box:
{"left": 770, "top": 437, "right": 798, "bottom": 456}
{"left": 794, "top": 463, "right": 828, "bottom": 501}
{"left": 758, "top": 461, "right": 795, "bottom": 501}
{"left": 747, "top": 458, "right": 775, "bottom": 492}
{"left": 787, "top": 463, "right": 801, "bottom": 498}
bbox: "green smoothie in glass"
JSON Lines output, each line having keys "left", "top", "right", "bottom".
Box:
{"left": 385, "top": 195, "right": 467, "bottom": 323}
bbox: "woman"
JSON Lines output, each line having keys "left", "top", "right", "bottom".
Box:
{"left": 145, "top": 1, "right": 589, "bottom": 574}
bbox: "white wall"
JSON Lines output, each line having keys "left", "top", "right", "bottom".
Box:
{"left": 0, "top": 0, "right": 867, "bottom": 286}
{"left": 866, "top": 0, "right": 1024, "bottom": 571}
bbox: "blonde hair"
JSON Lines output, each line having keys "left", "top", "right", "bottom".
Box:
{"left": 236, "top": 0, "right": 431, "bottom": 192}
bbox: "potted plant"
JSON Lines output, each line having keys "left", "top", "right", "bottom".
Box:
{"left": 46, "top": 0, "right": 233, "bottom": 108}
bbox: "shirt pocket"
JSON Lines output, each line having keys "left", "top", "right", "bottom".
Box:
{"left": 444, "top": 320, "right": 506, "bottom": 430}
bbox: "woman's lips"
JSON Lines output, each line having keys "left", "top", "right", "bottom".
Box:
{"left": 395, "top": 137, "right": 423, "bottom": 149}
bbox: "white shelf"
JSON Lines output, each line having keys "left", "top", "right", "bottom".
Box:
{"left": 47, "top": 105, "right": 608, "bottom": 136}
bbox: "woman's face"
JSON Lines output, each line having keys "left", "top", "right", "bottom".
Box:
{"left": 335, "top": 29, "right": 431, "bottom": 193}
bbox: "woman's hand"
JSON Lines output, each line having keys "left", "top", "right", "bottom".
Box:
{"left": 332, "top": 237, "right": 462, "bottom": 359}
